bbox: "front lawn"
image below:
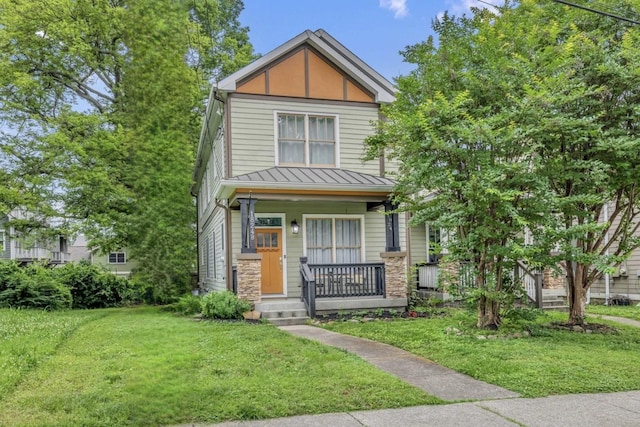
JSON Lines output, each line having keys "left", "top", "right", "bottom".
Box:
{"left": 0, "top": 307, "right": 438, "bottom": 427}
{"left": 322, "top": 309, "right": 640, "bottom": 397}
{"left": 587, "top": 303, "right": 640, "bottom": 321}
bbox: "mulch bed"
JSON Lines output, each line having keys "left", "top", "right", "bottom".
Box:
{"left": 547, "top": 321, "right": 619, "bottom": 334}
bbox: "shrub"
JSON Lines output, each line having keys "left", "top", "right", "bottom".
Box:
{"left": 0, "top": 263, "right": 71, "bottom": 310}
{"left": 201, "top": 291, "right": 250, "bottom": 320}
{"left": 0, "top": 260, "right": 22, "bottom": 291}
{"left": 54, "top": 261, "right": 133, "bottom": 309}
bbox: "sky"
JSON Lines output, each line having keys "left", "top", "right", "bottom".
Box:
{"left": 239, "top": 0, "right": 493, "bottom": 82}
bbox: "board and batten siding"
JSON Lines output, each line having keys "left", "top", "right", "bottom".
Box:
{"left": 229, "top": 96, "right": 382, "bottom": 176}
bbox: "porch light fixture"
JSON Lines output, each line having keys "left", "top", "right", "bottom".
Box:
{"left": 291, "top": 219, "right": 300, "bottom": 234}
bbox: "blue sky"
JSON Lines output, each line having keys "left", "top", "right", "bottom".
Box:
{"left": 240, "top": 0, "right": 492, "bottom": 82}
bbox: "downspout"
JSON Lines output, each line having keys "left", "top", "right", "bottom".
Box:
{"left": 191, "top": 189, "right": 200, "bottom": 292}
{"left": 604, "top": 202, "right": 610, "bottom": 305}
{"left": 215, "top": 199, "right": 232, "bottom": 291}
{"left": 405, "top": 212, "right": 412, "bottom": 291}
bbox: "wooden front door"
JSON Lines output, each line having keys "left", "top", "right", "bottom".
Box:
{"left": 256, "top": 228, "right": 283, "bottom": 294}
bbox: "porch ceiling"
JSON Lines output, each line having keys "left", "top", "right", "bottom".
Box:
{"left": 221, "top": 167, "right": 395, "bottom": 203}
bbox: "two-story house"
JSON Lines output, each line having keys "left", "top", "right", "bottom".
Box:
{"left": 192, "top": 29, "right": 409, "bottom": 321}
{"left": 0, "top": 209, "right": 70, "bottom": 265}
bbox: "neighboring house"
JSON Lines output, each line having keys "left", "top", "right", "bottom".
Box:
{"left": 192, "top": 29, "right": 409, "bottom": 318}
{"left": 0, "top": 209, "right": 70, "bottom": 265}
{"left": 91, "top": 249, "right": 136, "bottom": 278}
{"left": 68, "top": 234, "right": 92, "bottom": 262}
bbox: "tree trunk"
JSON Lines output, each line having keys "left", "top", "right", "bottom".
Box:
{"left": 477, "top": 297, "right": 500, "bottom": 329}
{"left": 567, "top": 263, "right": 587, "bottom": 325}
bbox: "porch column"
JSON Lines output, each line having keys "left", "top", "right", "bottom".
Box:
{"left": 238, "top": 197, "right": 257, "bottom": 254}
{"left": 381, "top": 251, "right": 407, "bottom": 299}
{"left": 384, "top": 201, "right": 400, "bottom": 252}
{"left": 236, "top": 253, "right": 262, "bottom": 304}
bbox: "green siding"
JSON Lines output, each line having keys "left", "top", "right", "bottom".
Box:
{"left": 229, "top": 97, "right": 382, "bottom": 176}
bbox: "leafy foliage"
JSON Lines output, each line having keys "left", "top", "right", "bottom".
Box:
{"left": 0, "top": 263, "right": 72, "bottom": 310}
{"left": 201, "top": 291, "right": 250, "bottom": 320}
{"left": 0, "top": 260, "right": 138, "bottom": 309}
{"left": 367, "top": 0, "right": 640, "bottom": 327}
{"left": 54, "top": 261, "right": 134, "bottom": 309}
{"left": 0, "top": 0, "right": 256, "bottom": 299}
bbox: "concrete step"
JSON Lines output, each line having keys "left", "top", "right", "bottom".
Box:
{"left": 543, "top": 305, "right": 570, "bottom": 312}
{"left": 260, "top": 308, "right": 309, "bottom": 319}
{"left": 267, "top": 316, "right": 310, "bottom": 326}
{"left": 255, "top": 301, "right": 305, "bottom": 311}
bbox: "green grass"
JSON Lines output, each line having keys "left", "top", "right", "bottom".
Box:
{"left": 322, "top": 309, "right": 640, "bottom": 398}
{"left": 587, "top": 304, "right": 640, "bottom": 321}
{"left": 0, "top": 307, "right": 439, "bottom": 426}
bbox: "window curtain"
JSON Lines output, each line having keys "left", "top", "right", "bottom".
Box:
{"left": 309, "top": 116, "right": 335, "bottom": 165}
{"left": 306, "top": 219, "right": 332, "bottom": 264}
{"left": 335, "top": 219, "right": 361, "bottom": 263}
{"left": 278, "top": 115, "right": 304, "bottom": 164}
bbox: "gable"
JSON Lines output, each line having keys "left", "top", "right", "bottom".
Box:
{"left": 236, "top": 45, "right": 375, "bottom": 102}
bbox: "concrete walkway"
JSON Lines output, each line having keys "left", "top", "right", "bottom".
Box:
{"left": 178, "top": 317, "right": 640, "bottom": 427}
{"left": 596, "top": 315, "right": 640, "bottom": 328}
{"left": 194, "top": 391, "right": 640, "bottom": 426}
{"left": 279, "top": 325, "right": 518, "bottom": 401}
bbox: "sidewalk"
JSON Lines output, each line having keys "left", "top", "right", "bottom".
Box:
{"left": 191, "top": 391, "right": 640, "bottom": 426}
{"left": 182, "top": 318, "right": 640, "bottom": 427}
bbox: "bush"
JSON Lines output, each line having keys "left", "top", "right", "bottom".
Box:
{"left": 0, "top": 260, "right": 22, "bottom": 291}
{"left": 201, "top": 291, "right": 251, "bottom": 320}
{"left": 0, "top": 263, "right": 71, "bottom": 310}
{"left": 163, "top": 294, "right": 202, "bottom": 316}
{"left": 54, "top": 261, "right": 133, "bottom": 309}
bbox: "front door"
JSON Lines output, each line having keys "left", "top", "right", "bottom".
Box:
{"left": 256, "top": 228, "right": 283, "bottom": 294}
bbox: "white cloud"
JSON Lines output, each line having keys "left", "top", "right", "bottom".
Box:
{"left": 437, "top": 0, "right": 492, "bottom": 20}
{"left": 380, "top": 0, "right": 408, "bottom": 19}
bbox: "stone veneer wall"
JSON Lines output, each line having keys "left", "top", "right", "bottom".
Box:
{"left": 437, "top": 258, "right": 460, "bottom": 291}
{"left": 543, "top": 267, "right": 566, "bottom": 289}
{"left": 381, "top": 252, "right": 407, "bottom": 299}
{"left": 236, "top": 253, "right": 262, "bottom": 304}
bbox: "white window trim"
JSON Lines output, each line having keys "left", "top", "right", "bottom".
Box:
{"left": 0, "top": 229, "right": 4, "bottom": 252}
{"left": 108, "top": 251, "right": 127, "bottom": 264}
{"left": 302, "top": 214, "right": 365, "bottom": 263}
{"left": 273, "top": 110, "right": 341, "bottom": 168}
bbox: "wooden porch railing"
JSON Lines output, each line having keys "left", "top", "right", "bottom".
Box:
{"left": 300, "top": 257, "right": 386, "bottom": 318}
{"left": 514, "top": 261, "right": 543, "bottom": 308}
{"left": 299, "top": 257, "right": 316, "bottom": 317}
{"left": 308, "top": 262, "right": 385, "bottom": 298}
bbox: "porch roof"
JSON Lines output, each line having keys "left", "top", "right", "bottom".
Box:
{"left": 226, "top": 166, "right": 394, "bottom": 188}
{"left": 221, "top": 167, "right": 395, "bottom": 202}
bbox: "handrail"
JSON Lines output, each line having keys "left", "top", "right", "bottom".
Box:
{"left": 299, "top": 257, "right": 316, "bottom": 317}
{"left": 515, "top": 261, "right": 543, "bottom": 308}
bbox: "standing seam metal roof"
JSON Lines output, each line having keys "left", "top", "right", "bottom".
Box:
{"left": 227, "top": 167, "right": 395, "bottom": 187}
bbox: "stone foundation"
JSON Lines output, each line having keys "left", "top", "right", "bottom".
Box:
{"left": 543, "top": 267, "right": 566, "bottom": 289}
{"left": 381, "top": 252, "right": 407, "bottom": 299}
{"left": 236, "top": 253, "right": 262, "bottom": 305}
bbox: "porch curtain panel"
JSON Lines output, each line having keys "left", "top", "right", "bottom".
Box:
{"left": 306, "top": 218, "right": 360, "bottom": 264}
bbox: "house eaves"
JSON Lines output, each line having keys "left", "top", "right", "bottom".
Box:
{"left": 219, "top": 167, "right": 395, "bottom": 199}
{"left": 216, "top": 29, "right": 396, "bottom": 104}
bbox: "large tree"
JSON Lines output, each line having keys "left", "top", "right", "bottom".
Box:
{"left": 368, "top": 0, "right": 640, "bottom": 327}
{"left": 516, "top": 0, "right": 640, "bottom": 324}
{"left": 0, "top": 0, "right": 255, "bottom": 300}
{"left": 367, "top": 6, "right": 550, "bottom": 329}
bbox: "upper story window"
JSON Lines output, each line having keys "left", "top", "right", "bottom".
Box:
{"left": 0, "top": 230, "right": 4, "bottom": 251}
{"left": 277, "top": 113, "right": 337, "bottom": 167}
{"left": 109, "top": 252, "right": 126, "bottom": 264}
